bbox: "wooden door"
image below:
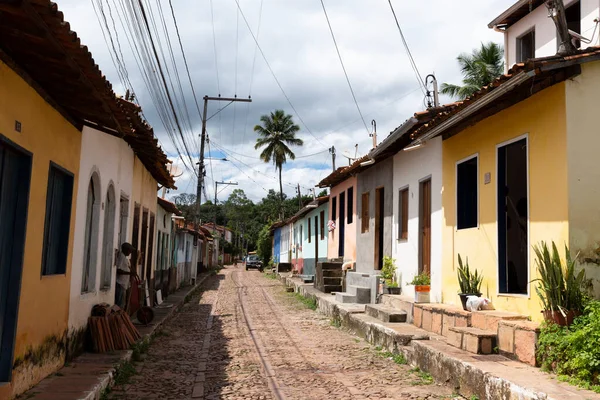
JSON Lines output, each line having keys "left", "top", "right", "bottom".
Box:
{"left": 338, "top": 192, "right": 345, "bottom": 258}
{"left": 419, "top": 179, "right": 431, "bottom": 275}
{"left": 0, "top": 140, "right": 31, "bottom": 382}
{"left": 314, "top": 215, "right": 319, "bottom": 262}
{"left": 374, "top": 187, "right": 384, "bottom": 270}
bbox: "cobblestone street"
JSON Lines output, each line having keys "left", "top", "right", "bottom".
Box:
{"left": 109, "top": 267, "right": 455, "bottom": 399}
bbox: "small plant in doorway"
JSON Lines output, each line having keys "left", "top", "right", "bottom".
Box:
{"left": 457, "top": 254, "right": 483, "bottom": 311}
{"left": 407, "top": 273, "right": 431, "bottom": 303}
{"left": 381, "top": 256, "right": 401, "bottom": 294}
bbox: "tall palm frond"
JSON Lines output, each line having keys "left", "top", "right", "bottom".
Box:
{"left": 441, "top": 42, "right": 504, "bottom": 100}
{"left": 254, "top": 110, "right": 303, "bottom": 215}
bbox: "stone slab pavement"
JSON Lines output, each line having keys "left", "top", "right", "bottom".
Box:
{"left": 20, "top": 272, "right": 212, "bottom": 400}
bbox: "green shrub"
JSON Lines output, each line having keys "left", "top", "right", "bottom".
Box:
{"left": 537, "top": 301, "right": 600, "bottom": 389}
{"left": 407, "top": 273, "right": 430, "bottom": 286}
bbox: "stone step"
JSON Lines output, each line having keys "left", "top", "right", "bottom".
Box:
{"left": 380, "top": 294, "right": 414, "bottom": 323}
{"left": 323, "top": 284, "right": 342, "bottom": 293}
{"left": 335, "top": 292, "right": 357, "bottom": 303}
{"left": 346, "top": 285, "right": 371, "bottom": 303}
{"left": 365, "top": 304, "right": 407, "bottom": 323}
{"left": 471, "top": 310, "right": 529, "bottom": 332}
{"left": 498, "top": 320, "right": 540, "bottom": 366}
{"left": 448, "top": 326, "right": 497, "bottom": 355}
{"left": 329, "top": 257, "right": 343, "bottom": 263}
{"left": 322, "top": 269, "right": 343, "bottom": 278}
{"left": 323, "top": 277, "right": 342, "bottom": 285}
{"left": 300, "top": 275, "right": 314, "bottom": 283}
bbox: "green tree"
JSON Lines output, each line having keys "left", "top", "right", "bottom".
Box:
{"left": 256, "top": 223, "right": 273, "bottom": 265}
{"left": 440, "top": 42, "right": 504, "bottom": 100}
{"left": 254, "top": 110, "right": 303, "bottom": 210}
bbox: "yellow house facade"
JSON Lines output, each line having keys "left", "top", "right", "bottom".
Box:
{"left": 0, "top": 58, "right": 82, "bottom": 398}
{"left": 409, "top": 52, "right": 600, "bottom": 321}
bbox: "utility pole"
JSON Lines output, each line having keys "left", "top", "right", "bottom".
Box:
{"left": 369, "top": 120, "right": 377, "bottom": 149}
{"left": 546, "top": 0, "right": 577, "bottom": 55}
{"left": 196, "top": 95, "right": 251, "bottom": 227}
{"left": 329, "top": 146, "right": 336, "bottom": 171}
{"left": 297, "top": 184, "right": 302, "bottom": 210}
{"left": 214, "top": 180, "right": 238, "bottom": 265}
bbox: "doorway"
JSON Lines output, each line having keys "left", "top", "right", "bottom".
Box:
{"left": 498, "top": 137, "right": 528, "bottom": 294}
{"left": 140, "top": 209, "right": 149, "bottom": 280}
{"left": 131, "top": 204, "right": 140, "bottom": 274}
{"left": 118, "top": 196, "right": 129, "bottom": 250}
{"left": 419, "top": 179, "right": 432, "bottom": 275}
{"left": 338, "top": 192, "right": 345, "bottom": 258}
{"left": 314, "top": 215, "right": 319, "bottom": 262}
{"left": 146, "top": 213, "right": 155, "bottom": 284}
{"left": 0, "top": 139, "right": 31, "bottom": 382}
{"left": 374, "top": 187, "right": 385, "bottom": 270}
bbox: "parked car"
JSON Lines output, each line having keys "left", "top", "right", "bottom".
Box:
{"left": 245, "top": 254, "right": 262, "bottom": 271}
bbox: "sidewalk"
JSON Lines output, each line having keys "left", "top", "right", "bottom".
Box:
{"left": 20, "top": 273, "right": 211, "bottom": 400}
{"left": 280, "top": 274, "right": 600, "bottom": 400}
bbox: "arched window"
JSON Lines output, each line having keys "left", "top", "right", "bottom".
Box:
{"left": 100, "top": 185, "right": 116, "bottom": 289}
{"left": 82, "top": 173, "right": 100, "bottom": 293}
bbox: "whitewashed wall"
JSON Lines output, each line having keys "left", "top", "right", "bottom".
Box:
{"left": 392, "top": 136, "right": 443, "bottom": 303}
{"left": 503, "top": 0, "right": 599, "bottom": 68}
{"left": 68, "top": 126, "right": 134, "bottom": 331}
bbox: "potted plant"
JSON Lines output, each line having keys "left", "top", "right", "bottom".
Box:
{"left": 408, "top": 273, "right": 431, "bottom": 303}
{"left": 457, "top": 255, "right": 483, "bottom": 311}
{"left": 533, "top": 241, "right": 585, "bottom": 326}
{"left": 381, "top": 256, "right": 401, "bottom": 295}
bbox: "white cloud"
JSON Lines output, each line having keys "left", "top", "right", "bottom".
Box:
{"left": 57, "top": 0, "right": 515, "bottom": 202}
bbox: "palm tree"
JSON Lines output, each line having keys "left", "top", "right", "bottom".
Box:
{"left": 440, "top": 42, "right": 504, "bottom": 100}
{"left": 254, "top": 110, "right": 303, "bottom": 208}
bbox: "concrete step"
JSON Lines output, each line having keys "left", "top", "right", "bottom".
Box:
{"left": 346, "top": 285, "right": 371, "bottom": 303}
{"left": 380, "top": 294, "right": 414, "bottom": 323}
{"left": 323, "top": 277, "right": 342, "bottom": 285}
{"left": 329, "top": 257, "right": 343, "bottom": 263}
{"left": 498, "top": 320, "right": 540, "bottom": 366}
{"left": 300, "top": 275, "right": 314, "bottom": 283}
{"left": 448, "top": 326, "right": 497, "bottom": 355}
{"left": 471, "top": 310, "right": 529, "bottom": 332}
{"left": 322, "top": 269, "right": 343, "bottom": 278}
{"left": 320, "top": 262, "right": 343, "bottom": 270}
{"left": 335, "top": 292, "right": 357, "bottom": 303}
{"left": 365, "top": 304, "right": 407, "bottom": 323}
{"left": 323, "top": 284, "right": 342, "bottom": 293}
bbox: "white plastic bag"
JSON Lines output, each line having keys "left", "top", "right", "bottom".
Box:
{"left": 466, "top": 296, "right": 494, "bottom": 311}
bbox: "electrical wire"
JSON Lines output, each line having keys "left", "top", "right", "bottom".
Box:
{"left": 209, "top": 0, "right": 221, "bottom": 95}
{"left": 386, "top": 0, "right": 427, "bottom": 95}
{"left": 232, "top": 0, "right": 329, "bottom": 149}
{"left": 242, "top": 0, "right": 264, "bottom": 146}
{"left": 319, "top": 0, "right": 369, "bottom": 134}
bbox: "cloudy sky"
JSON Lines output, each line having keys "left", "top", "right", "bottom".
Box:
{"left": 58, "top": 0, "right": 515, "bottom": 202}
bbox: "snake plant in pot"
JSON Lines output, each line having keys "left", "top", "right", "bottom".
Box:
{"left": 533, "top": 241, "right": 585, "bottom": 326}
{"left": 457, "top": 254, "right": 483, "bottom": 311}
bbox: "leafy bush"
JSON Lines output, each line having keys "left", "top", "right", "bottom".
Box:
{"left": 537, "top": 301, "right": 600, "bottom": 390}
{"left": 408, "top": 273, "right": 430, "bottom": 286}
{"left": 533, "top": 241, "right": 586, "bottom": 316}
{"left": 457, "top": 254, "right": 482, "bottom": 294}
{"left": 256, "top": 224, "right": 273, "bottom": 265}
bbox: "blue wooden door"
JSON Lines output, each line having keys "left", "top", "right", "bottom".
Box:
{"left": 0, "top": 138, "right": 32, "bottom": 382}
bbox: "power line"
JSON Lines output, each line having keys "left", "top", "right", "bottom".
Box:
{"left": 386, "top": 0, "right": 427, "bottom": 94}
{"left": 232, "top": 0, "right": 329, "bottom": 150}
{"left": 242, "top": 0, "right": 264, "bottom": 146}
{"left": 209, "top": 0, "right": 221, "bottom": 95}
{"left": 319, "top": 0, "right": 369, "bottom": 134}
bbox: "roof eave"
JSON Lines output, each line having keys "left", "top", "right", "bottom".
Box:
{"left": 488, "top": 0, "right": 530, "bottom": 28}
{"left": 369, "top": 117, "right": 419, "bottom": 159}
{"left": 415, "top": 70, "right": 534, "bottom": 144}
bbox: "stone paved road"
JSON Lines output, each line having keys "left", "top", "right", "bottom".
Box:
{"left": 108, "top": 266, "right": 456, "bottom": 400}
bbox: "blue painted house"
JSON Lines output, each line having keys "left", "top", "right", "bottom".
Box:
{"left": 299, "top": 196, "right": 329, "bottom": 277}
